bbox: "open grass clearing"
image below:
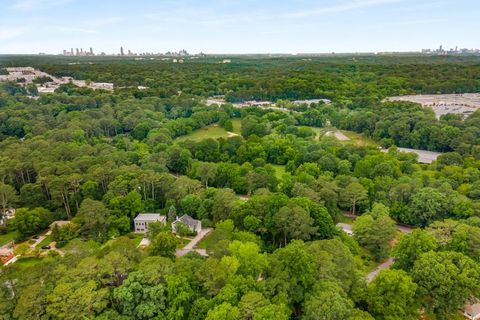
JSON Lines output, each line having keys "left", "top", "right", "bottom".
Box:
{"left": 0, "top": 231, "right": 18, "bottom": 246}
{"left": 175, "top": 119, "right": 242, "bottom": 142}
{"left": 15, "top": 256, "right": 44, "bottom": 268}
{"left": 196, "top": 232, "right": 215, "bottom": 250}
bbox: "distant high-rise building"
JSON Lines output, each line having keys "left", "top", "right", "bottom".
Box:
{"left": 90, "top": 47, "right": 93, "bottom": 55}
{"left": 76, "top": 48, "right": 79, "bottom": 55}
{"left": 120, "top": 46, "right": 125, "bottom": 56}
{"left": 71, "top": 48, "right": 74, "bottom": 55}
{"left": 63, "top": 50, "right": 67, "bottom": 55}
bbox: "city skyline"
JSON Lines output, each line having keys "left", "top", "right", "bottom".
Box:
{"left": 54, "top": 45, "right": 480, "bottom": 57}
{"left": 1, "top": 0, "right": 479, "bottom": 54}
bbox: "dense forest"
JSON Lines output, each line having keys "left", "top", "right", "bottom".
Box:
{"left": 0, "top": 55, "right": 479, "bottom": 320}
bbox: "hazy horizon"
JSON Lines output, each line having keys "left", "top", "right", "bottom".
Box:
{"left": 1, "top": 0, "right": 479, "bottom": 54}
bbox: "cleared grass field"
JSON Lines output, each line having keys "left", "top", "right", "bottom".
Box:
{"left": 341, "top": 130, "right": 378, "bottom": 147}
{"left": 175, "top": 119, "right": 242, "bottom": 142}
{"left": 311, "top": 126, "right": 378, "bottom": 147}
{"left": 14, "top": 256, "right": 44, "bottom": 268}
{"left": 0, "top": 231, "right": 18, "bottom": 246}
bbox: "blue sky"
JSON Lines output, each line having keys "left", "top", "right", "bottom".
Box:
{"left": 0, "top": 0, "right": 478, "bottom": 54}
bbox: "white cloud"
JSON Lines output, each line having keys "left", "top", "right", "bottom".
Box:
{"left": 287, "top": 0, "right": 405, "bottom": 18}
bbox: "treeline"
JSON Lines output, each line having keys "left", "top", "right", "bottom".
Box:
{"left": 2, "top": 54, "right": 480, "bottom": 105}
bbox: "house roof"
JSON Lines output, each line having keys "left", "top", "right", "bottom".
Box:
{"left": 0, "top": 247, "right": 13, "bottom": 256}
{"left": 50, "top": 220, "right": 71, "bottom": 228}
{"left": 134, "top": 213, "right": 165, "bottom": 222}
{"left": 465, "top": 299, "right": 480, "bottom": 317}
{"left": 175, "top": 215, "right": 200, "bottom": 228}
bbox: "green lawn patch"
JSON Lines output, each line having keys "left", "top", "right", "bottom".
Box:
{"left": 126, "top": 233, "right": 145, "bottom": 246}
{"left": 337, "top": 214, "right": 354, "bottom": 224}
{"left": 175, "top": 237, "right": 190, "bottom": 249}
{"left": 196, "top": 232, "right": 215, "bottom": 250}
{"left": 175, "top": 125, "right": 231, "bottom": 142}
{"left": 0, "top": 231, "right": 18, "bottom": 246}
{"left": 231, "top": 118, "right": 242, "bottom": 134}
{"left": 38, "top": 236, "right": 52, "bottom": 248}
{"left": 308, "top": 127, "right": 323, "bottom": 140}
{"left": 15, "top": 256, "right": 44, "bottom": 268}
{"left": 175, "top": 119, "right": 242, "bottom": 142}
{"left": 340, "top": 130, "right": 378, "bottom": 147}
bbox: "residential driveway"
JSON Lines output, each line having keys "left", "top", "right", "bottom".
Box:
{"left": 30, "top": 235, "right": 46, "bottom": 248}
{"left": 366, "top": 257, "right": 394, "bottom": 283}
{"left": 183, "top": 228, "right": 212, "bottom": 250}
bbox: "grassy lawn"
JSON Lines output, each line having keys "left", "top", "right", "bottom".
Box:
{"left": 0, "top": 231, "right": 18, "bottom": 246}
{"left": 196, "top": 232, "right": 215, "bottom": 249}
{"left": 126, "top": 233, "right": 145, "bottom": 247}
{"left": 309, "top": 126, "right": 378, "bottom": 148}
{"left": 307, "top": 126, "right": 323, "bottom": 140}
{"left": 175, "top": 119, "right": 242, "bottom": 142}
{"left": 38, "top": 235, "right": 52, "bottom": 248}
{"left": 340, "top": 130, "right": 378, "bottom": 147}
{"left": 337, "top": 214, "right": 354, "bottom": 224}
{"left": 271, "top": 164, "right": 287, "bottom": 179}
{"left": 231, "top": 118, "right": 242, "bottom": 134}
{"left": 176, "top": 237, "right": 191, "bottom": 249}
{"left": 15, "top": 256, "right": 44, "bottom": 268}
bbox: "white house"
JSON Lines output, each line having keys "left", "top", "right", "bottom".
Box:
{"left": 0, "top": 208, "right": 16, "bottom": 225}
{"left": 134, "top": 213, "right": 166, "bottom": 233}
{"left": 464, "top": 299, "right": 480, "bottom": 320}
{"left": 172, "top": 215, "right": 202, "bottom": 234}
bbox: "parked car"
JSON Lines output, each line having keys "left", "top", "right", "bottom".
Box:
{"left": 41, "top": 245, "right": 51, "bottom": 250}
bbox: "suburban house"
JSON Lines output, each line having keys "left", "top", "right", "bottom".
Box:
{"left": 134, "top": 213, "right": 166, "bottom": 233}
{"left": 0, "top": 208, "right": 16, "bottom": 225}
{"left": 464, "top": 299, "right": 480, "bottom": 320}
{"left": 172, "top": 215, "right": 202, "bottom": 233}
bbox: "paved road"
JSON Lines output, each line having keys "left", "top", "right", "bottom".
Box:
{"left": 366, "top": 257, "right": 394, "bottom": 283}
{"left": 340, "top": 213, "right": 414, "bottom": 282}
{"left": 183, "top": 228, "right": 212, "bottom": 250}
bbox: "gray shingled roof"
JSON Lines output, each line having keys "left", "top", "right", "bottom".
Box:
{"left": 134, "top": 213, "right": 165, "bottom": 222}
{"left": 176, "top": 214, "right": 200, "bottom": 228}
